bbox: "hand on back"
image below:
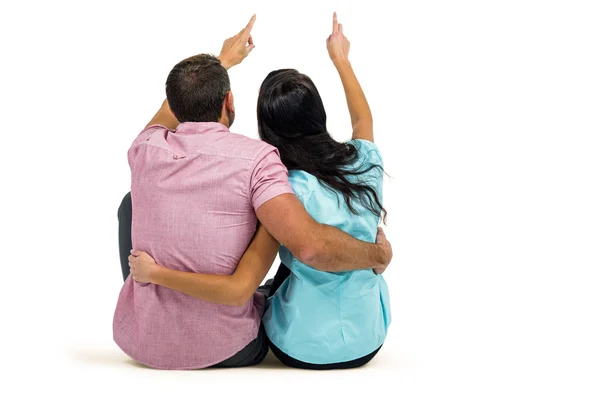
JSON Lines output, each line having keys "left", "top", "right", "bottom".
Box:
{"left": 129, "top": 250, "right": 161, "bottom": 284}
{"left": 374, "top": 228, "right": 393, "bottom": 275}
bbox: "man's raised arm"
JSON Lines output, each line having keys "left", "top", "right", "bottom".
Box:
{"left": 143, "top": 15, "right": 257, "bottom": 131}
{"left": 256, "top": 194, "right": 392, "bottom": 273}
{"left": 145, "top": 99, "right": 179, "bottom": 130}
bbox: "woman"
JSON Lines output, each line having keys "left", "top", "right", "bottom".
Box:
{"left": 129, "top": 13, "right": 391, "bottom": 369}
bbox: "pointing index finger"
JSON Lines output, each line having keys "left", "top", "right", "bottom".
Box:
{"left": 332, "top": 12, "right": 338, "bottom": 33}
{"left": 242, "top": 14, "right": 256, "bottom": 38}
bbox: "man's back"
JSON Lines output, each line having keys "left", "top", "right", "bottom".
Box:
{"left": 113, "top": 121, "right": 293, "bottom": 369}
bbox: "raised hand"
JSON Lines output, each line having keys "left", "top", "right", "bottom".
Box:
{"left": 326, "top": 12, "right": 351, "bottom": 65}
{"left": 218, "top": 14, "right": 257, "bottom": 70}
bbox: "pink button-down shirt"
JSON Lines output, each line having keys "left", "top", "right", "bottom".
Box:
{"left": 113, "top": 122, "right": 293, "bottom": 369}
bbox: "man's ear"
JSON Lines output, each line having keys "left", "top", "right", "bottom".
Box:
{"left": 226, "top": 90, "right": 235, "bottom": 113}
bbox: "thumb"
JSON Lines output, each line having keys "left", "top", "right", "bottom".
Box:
{"left": 376, "top": 227, "right": 386, "bottom": 243}
{"left": 130, "top": 249, "right": 141, "bottom": 257}
{"left": 247, "top": 44, "right": 256, "bottom": 54}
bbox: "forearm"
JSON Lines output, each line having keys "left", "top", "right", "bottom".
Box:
{"left": 334, "top": 59, "right": 373, "bottom": 127}
{"left": 150, "top": 267, "right": 246, "bottom": 306}
{"left": 148, "top": 225, "right": 278, "bottom": 306}
{"left": 303, "top": 224, "right": 387, "bottom": 272}
{"left": 217, "top": 57, "right": 233, "bottom": 70}
{"left": 257, "top": 194, "right": 388, "bottom": 273}
{"left": 145, "top": 99, "right": 179, "bottom": 130}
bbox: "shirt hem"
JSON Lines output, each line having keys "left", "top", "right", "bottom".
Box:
{"left": 114, "top": 331, "right": 259, "bottom": 370}
{"left": 265, "top": 332, "right": 386, "bottom": 365}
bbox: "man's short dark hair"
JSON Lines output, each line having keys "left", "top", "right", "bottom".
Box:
{"left": 165, "top": 54, "right": 230, "bottom": 123}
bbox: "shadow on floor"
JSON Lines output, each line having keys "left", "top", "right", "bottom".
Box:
{"left": 69, "top": 348, "right": 149, "bottom": 369}
{"left": 69, "top": 347, "right": 289, "bottom": 370}
{"left": 251, "top": 349, "right": 288, "bottom": 370}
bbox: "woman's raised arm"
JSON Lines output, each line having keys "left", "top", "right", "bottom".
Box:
{"left": 327, "top": 12, "right": 374, "bottom": 142}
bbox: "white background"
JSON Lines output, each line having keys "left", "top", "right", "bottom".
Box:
{"left": 1, "top": 0, "right": 599, "bottom": 399}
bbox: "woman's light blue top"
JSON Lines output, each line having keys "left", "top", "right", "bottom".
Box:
{"left": 263, "top": 139, "right": 391, "bottom": 364}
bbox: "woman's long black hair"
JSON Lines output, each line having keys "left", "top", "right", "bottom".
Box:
{"left": 257, "top": 69, "right": 386, "bottom": 222}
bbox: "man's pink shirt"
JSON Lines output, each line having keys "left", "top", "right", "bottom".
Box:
{"left": 113, "top": 122, "right": 293, "bottom": 369}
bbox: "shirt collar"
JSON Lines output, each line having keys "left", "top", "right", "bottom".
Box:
{"left": 175, "top": 122, "right": 230, "bottom": 135}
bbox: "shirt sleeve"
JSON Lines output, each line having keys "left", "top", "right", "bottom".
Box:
{"left": 249, "top": 148, "right": 295, "bottom": 211}
{"left": 128, "top": 125, "right": 168, "bottom": 168}
{"left": 132, "top": 124, "right": 167, "bottom": 147}
{"left": 351, "top": 139, "right": 383, "bottom": 167}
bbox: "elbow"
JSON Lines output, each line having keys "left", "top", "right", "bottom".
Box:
{"left": 296, "top": 242, "right": 331, "bottom": 271}
{"left": 228, "top": 296, "right": 250, "bottom": 307}
{"left": 354, "top": 116, "right": 373, "bottom": 128}
{"left": 227, "top": 285, "right": 256, "bottom": 307}
{"left": 228, "top": 297, "right": 249, "bottom": 307}
{"left": 296, "top": 244, "right": 318, "bottom": 266}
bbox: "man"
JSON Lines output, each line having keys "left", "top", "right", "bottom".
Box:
{"left": 114, "top": 15, "right": 392, "bottom": 369}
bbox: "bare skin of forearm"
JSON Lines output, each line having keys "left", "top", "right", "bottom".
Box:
{"left": 148, "top": 225, "right": 279, "bottom": 306}
{"left": 217, "top": 57, "right": 233, "bottom": 70}
{"left": 311, "top": 223, "right": 388, "bottom": 272}
{"left": 334, "top": 59, "right": 373, "bottom": 131}
{"left": 152, "top": 269, "right": 241, "bottom": 305}
{"left": 257, "top": 194, "right": 388, "bottom": 272}
{"left": 145, "top": 99, "right": 179, "bottom": 130}
{"left": 145, "top": 14, "right": 252, "bottom": 131}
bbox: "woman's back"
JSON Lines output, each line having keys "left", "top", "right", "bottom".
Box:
{"left": 263, "top": 139, "right": 392, "bottom": 364}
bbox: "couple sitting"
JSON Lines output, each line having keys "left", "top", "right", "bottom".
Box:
{"left": 114, "top": 13, "right": 392, "bottom": 370}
